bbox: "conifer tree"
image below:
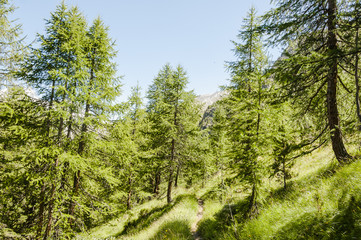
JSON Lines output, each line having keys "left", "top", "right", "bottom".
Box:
{"left": 0, "top": 0, "right": 24, "bottom": 86}
{"left": 108, "top": 85, "right": 148, "bottom": 210}
{"left": 262, "top": 0, "right": 352, "bottom": 163}
{"left": 17, "top": 4, "right": 121, "bottom": 237}
{"left": 67, "top": 16, "right": 121, "bottom": 227}
{"left": 269, "top": 103, "right": 298, "bottom": 190}
{"left": 338, "top": 0, "right": 361, "bottom": 127}
{"left": 208, "top": 103, "right": 230, "bottom": 185}
{"left": 147, "top": 64, "right": 200, "bottom": 203}
{"left": 16, "top": 3, "right": 89, "bottom": 238}
{"left": 0, "top": 87, "right": 47, "bottom": 238}
{"left": 225, "top": 7, "right": 268, "bottom": 217}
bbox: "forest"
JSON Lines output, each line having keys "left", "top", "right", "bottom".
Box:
{"left": 1, "top": 0, "right": 361, "bottom": 239}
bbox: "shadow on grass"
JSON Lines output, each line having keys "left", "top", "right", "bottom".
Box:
{"left": 150, "top": 220, "right": 192, "bottom": 240}
{"left": 267, "top": 160, "right": 339, "bottom": 203}
{"left": 113, "top": 194, "right": 193, "bottom": 237}
{"left": 197, "top": 198, "right": 250, "bottom": 240}
{"left": 199, "top": 192, "right": 361, "bottom": 240}
{"left": 197, "top": 161, "right": 351, "bottom": 240}
{"left": 272, "top": 195, "right": 361, "bottom": 240}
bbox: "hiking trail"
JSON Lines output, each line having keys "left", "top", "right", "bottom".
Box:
{"left": 191, "top": 198, "right": 204, "bottom": 240}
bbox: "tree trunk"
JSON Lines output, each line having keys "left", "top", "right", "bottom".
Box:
{"left": 167, "top": 80, "right": 179, "bottom": 203}
{"left": 59, "top": 108, "right": 74, "bottom": 191}
{"left": 68, "top": 64, "right": 93, "bottom": 224}
{"left": 167, "top": 138, "right": 176, "bottom": 203}
{"left": 68, "top": 170, "right": 80, "bottom": 225}
{"left": 68, "top": 114, "right": 87, "bottom": 224}
{"left": 355, "top": 3, "right": 361, "bottom": 126}
{"left": 326, "top": 0, "right": 351, "bottom": 164}
{"left": 43, "top": 185, "right": 55, "bottom": 239}
{"left": 36, "top": 78, "right": 56, "bottom": 239}
{"left": 247, "top": 180, "right": 258, "bottom": 219}
{"left": 127, "top": 176, "right": 132, "bottom": 210}
{"left": 174, "top": 164, "right": 180, "bottom": 187}
{"left": 153, "top": 169, "right": 160, "bottom": 195}
{"left": 43, "top": 94, "right": 65, "bottom": 238}
{"left": 202, "top": 172, "right": 205, "bottom": 188}
{"left": 167, "top": 168, "right": 174, "bottom": 203}
{"left": 256, "top": 76, "right": 262, "bottom": 137}
{"left": 36, "top": 184, "right": 46, "bottom": 239}
{"left": 43, "top": 132, "right": 61, "bottom": 239}
{"left": 43, "top": 159, "right": 58, "bottom": 240}
{"left": 282, "top": 159, "right": 287, "bottom": 190}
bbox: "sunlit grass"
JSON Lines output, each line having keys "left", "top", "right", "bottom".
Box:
{"left": 197, "top": 145, "right": 361, "bottom": 239}
{"left": 121, "top": 195, "right": 198, "bottom": 240}
{"left": 237, "top": 157, "right": 361, "bottom": 239}
{"left": 79, "top": 144, "right": 361, "bottom": 240}
{"left": 76, "top": 196, "right": 167, "bottom": 239}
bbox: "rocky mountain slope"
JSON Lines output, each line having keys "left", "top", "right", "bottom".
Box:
{"left": 195, "top": 91, "right": 227, "bottom": 113}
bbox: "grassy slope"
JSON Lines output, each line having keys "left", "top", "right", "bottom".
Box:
{"left": 76, "top": 186, "right": 201, "bottom": 240}
{"left": 123, "top": 194, "right": 198, "bottom": 240}
{"left": 76, "top": 197, "right": 168, "bottom": 239}
{"left": 78, "top": 145, "right": 361, "bottom": 239}
{"left": 198, "top": 145, "right": 361, "bottom": 239}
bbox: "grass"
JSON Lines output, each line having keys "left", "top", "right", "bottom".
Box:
{"left": 75, "top": 196, "right": 168, "bottom": 239}
{"left": 121, "top": 194, "right": 198, "bottom": 240}
{"left": 78, "top": 144, "right": 361, "bottom": 240}
{"left": 197, "top": 145, "right": 361, "bottom": 240}
{"left": 149, "top": 220, "right": 192, "bottom": 240}
{"left": 76, "top": 187, "right": 199, "bottom": 240}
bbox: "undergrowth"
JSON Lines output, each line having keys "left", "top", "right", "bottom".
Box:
{"left": 80, "top": 145, "right": 361, "bottom": 240}
{"left": 198, "top": 146, "right": 361, "bottom": 240}
{"left": 122, "top": 194, "right": 198, "bottom": 240}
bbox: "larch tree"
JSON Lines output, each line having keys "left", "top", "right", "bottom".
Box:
{"left": 109, "top": 85, "right": 148, "bottom": 210}
{"left": 17, "top": 4, "right": 121, "bottom": 237}
{"left": 0, "top": 0, "right": 24, "bottom": 86}
{"left": 208, "top": 102, "right": 230, "bottom": 187}
{"left": 66, "top": 16, "right": 121, "bottom": 229}
{"left": 262, "top": 0, "right": 353, "bottom": 163}
{"left": 0, "top": 87, "right": 47, "bottom": 238}
{"left": 146, "top": 64, "right": 199, "bottom": 203}
{"left": 225, "top": 7, "right": 268, "bottom": 217}
{"left": 17, "top": 3, "right": 89, "bottom": 238}
{"left": 0, "top": 3, "right": 27, "bottom": 228}
{"left": 124, "top": 85, "right": 146, "bottom": 209}
{"left": 337, "top": 0, "right": 361, "bottom": 127}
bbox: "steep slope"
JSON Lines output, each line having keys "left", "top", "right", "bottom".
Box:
{"left": 197, "top": 146, "right": 361, "bottom": 239}
{"left": 78, "top": 141, "right": 361, "bottom": 240}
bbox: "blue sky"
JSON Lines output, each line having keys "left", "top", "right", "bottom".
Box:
{"left": 13, "top": 0, "right": 279, "bottom": 101}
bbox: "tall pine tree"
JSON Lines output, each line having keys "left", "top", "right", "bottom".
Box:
{"left": 146, "top": 64, "right": 200, "bottom": 203}
{"left": 225, "top": 7, "right": 268, "bottom": 217}
{"left": 262, "top": 0, "right": 352, "bottom": 163}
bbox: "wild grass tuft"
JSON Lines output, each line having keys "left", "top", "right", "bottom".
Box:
{"left": 121, "top": 194, "right": 198, "bottom": 240}
{"left": 150, "top": 220, "right": 193, "bottom": 240}
{"left": 198, "top": 146, "right": 361, "bottom": 239}
{"left": 79, "top": 145, "right": 361, "bottom": 240}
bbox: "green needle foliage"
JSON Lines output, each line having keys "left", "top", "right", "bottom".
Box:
{"left": 225, "top": 7, "right": 269, "bottom": 218}
{"left": 262, "top": 0, "right": 355, "bottom": 163}
{"left": 103, "top": 85, "right": 151, "bottom": 211}
{"left": 0, "top": 0, "right": 24, "bottom": 86}
{"left": 1, "top": 0, "right": 361, "bottom": 239}
{"left": 11, "top": 2, "right": 121, "bottom": 238}
{"left": 146, "top": 64, "right": 201, "bottom": 204}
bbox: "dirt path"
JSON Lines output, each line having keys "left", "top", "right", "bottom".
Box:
{"left": 191, "top": 198, "right": 204, "bottom": 240}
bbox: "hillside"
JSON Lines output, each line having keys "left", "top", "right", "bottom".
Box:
{"left": 1, "top": 0, "right": 359, "bottom": 239}
{"left": 77, "top": 144, "right": 361, "bottom": 239}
